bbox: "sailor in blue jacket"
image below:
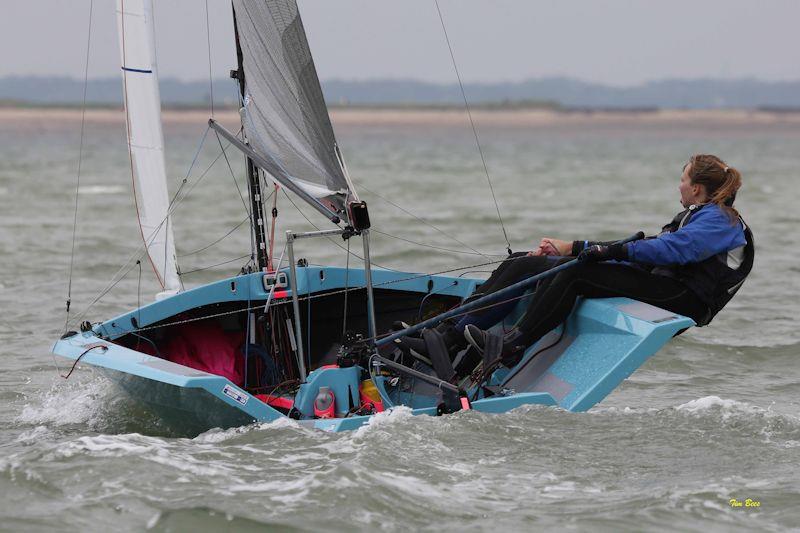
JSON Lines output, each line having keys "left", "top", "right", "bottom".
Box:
{"left": 448, "top": 154, "right": 754, "bottom": 366}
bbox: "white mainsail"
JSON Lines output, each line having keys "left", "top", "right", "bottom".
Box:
{"left": 116, "top": 0, "right": 181, "bottom": 295}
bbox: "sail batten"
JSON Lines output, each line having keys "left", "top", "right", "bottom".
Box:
{"left": 232, "top": 0, "right": 358, "bottom": 223}
{"left": 116, "top": 0, "right": 181, "bottom": 294}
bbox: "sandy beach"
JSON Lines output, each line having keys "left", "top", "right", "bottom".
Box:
{"left": 3, "top": 106, "right": 800, "bottom": 132}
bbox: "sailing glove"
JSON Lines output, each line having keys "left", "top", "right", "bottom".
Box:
{"left": 578, "top": 243, "right": 628, "bottom": 263}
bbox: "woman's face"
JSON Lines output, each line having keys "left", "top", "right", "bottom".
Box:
{"left": 679, "top": 164, "right": 706, "bottom": 207}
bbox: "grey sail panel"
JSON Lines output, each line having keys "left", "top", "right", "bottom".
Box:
{"left": 232, "top": 0, "right": 356, "bottom": 222}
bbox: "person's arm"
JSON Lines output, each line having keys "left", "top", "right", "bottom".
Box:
{"left": 570, "top": 239, "right": 620, "bottom": 256}
{"left": 628, "top": 207, "right": 745, "bottom": 265}
{"left": 536, "top": 237, "right": 636, "bottom": 256}
{"left": 532, "top": 238, "right": 574, "bottom": 256}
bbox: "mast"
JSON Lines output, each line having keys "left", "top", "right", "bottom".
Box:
{"left": 231, "top": 6, "right": 269, "bottom": 272}
{"left": 116, "top": 0, "right": 181, "bottom": 296}
{"left": 227, "top": 0, "right": 377, "bottom": 351}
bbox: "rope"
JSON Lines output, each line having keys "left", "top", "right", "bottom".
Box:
{"left": 64, "top": 0, "right": 94, "bottom": 333}
{"left": 433, "top": 0, "right": 512, "bottom": 255}
{"left": 61, "top": 344, "right": 108, "bottom": 380}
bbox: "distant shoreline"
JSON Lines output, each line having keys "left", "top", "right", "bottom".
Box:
{"left": 3, "top": 105, "right": 800, "bottom": 130}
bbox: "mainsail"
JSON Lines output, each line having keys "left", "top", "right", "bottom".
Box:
{"left": 232, "top": 0, "right": 358, "bottom": 223}
{"left": 116, "top": 0, "right": 181, "bottom": 294}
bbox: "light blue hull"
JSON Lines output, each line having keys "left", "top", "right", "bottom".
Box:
{"left": 53, "top": 266, "right": 693, "bottom": 433}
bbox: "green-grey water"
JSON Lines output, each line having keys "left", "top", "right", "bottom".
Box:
{"left": 1, "top": 110, "right": 799, "bottom": 531}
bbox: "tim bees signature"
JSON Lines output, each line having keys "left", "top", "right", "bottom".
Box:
{"left": 729, "top": 498, "right": 761, "bottom": 508}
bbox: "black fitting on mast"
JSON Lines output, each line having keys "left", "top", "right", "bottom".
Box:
{"left": 341, "top": 202, "right": 370, "bottom": 240}
{"left": 232, "top": 6, "right": 269, "bottom": 272}
{"left": 347, "top": 201, "right": 371, "bottom": 231}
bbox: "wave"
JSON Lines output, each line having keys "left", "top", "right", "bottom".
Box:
{"left": 145, "top": 507, "right": 301, "bottom": 532}
{"left": 676, "top": 395, "right": 759, "bottom": 414}
{"left": 594, "top": 395, "right": 800, "bottom": 448}
{"left": 16, "top": 375, "right": 114, "bottom": 428}
{"left": 78, "top": 185, "right": 126, "bottom": 195}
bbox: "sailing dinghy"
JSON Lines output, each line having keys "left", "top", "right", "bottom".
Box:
{"left": 53, "top": 0, "right": 693, "bottom": 434}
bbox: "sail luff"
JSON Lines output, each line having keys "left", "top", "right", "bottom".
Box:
{"left": 116, "top": 0, "right": 181, "bottom": 294}
{"left": 232, "top": 9, "right": 269, "bottom": 271}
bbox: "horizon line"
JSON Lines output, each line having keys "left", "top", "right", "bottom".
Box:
{"left": 3, "top": 74, "right": 800, "bottom": 88}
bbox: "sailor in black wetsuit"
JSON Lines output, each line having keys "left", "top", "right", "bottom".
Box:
{"left": 405, "top": 154, "right": 754, "bottom": 369}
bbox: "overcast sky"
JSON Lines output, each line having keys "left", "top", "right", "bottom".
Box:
{"left": 2, "top": 0, "right": 798, "bottom": 86}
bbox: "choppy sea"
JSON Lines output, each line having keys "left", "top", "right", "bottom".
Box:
{"left": 1, "top": 109, "right": 798, "bottom": 531}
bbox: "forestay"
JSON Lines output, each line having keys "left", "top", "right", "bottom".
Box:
{"left": 116, "top": 0, "right": 181, "bottom": 295}
{"left": 232, "top": 0, "right": 358, "bottom": 223}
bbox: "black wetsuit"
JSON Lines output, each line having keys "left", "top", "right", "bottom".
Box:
{"left": 457, "top": 204, "right": 753, "bottom": 360}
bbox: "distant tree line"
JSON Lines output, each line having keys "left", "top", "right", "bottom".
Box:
{"left": 2, "top": 75, "right": 800, "bottom": 110}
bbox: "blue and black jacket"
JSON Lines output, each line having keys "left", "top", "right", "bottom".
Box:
{"left": 574, "top": 203, "right": 754, "bottom": 325}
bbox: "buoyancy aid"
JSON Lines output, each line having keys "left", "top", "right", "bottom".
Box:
{"left": 652, "top": 204, "right": 754, "bottom": 326}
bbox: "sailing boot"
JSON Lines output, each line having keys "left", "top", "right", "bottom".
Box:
{"left": 435, "top": 319, "right": 467, "bottom": 352}
{"left": 392, "top": 320, "right": 431, "bottom": 363}
{"left": 397, "top": 319, "right": 465, "bottom": 357}
{"left": 464, "top": 325, "right": 527, "bottom": 367}
{"left": 395, "top": 335, "right": 428, "bottom": 356}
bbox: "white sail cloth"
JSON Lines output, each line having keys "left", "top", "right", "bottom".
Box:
{"left": 116, "top": 0, "right": 181, "bottom": 295}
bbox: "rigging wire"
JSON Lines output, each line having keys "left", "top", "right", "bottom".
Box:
{"left": 70, "top": 134, "right": 229, "bottom": 326}
{"left": 433, "top": 0, "right": 512, "bottom": 255}
{"left": 204, "top": 0, "right": 214, "bottom": 117}
{"left": 353, "top": 180, "right": 494, "bottom": 259}
{"left": 267, "top": 183, "right": 280, "bottom": 271}
{"left": 121, "top": 258, "right": 526, "bottom": 337}
{"left": 64, "top": 0, "right": 94, "bottom": 333}
{"left": 215, "top": 129, "right": 251, "bottom": 216}
{"left": 369, "top": 228, "right": 504, "bottom": 257}
{"left": 279, "top": 189, "right": 400, "bottom": 273}
{"left": 177, "top": 215, "right": 250, "bottom": 258}
{"left": 135, "top": 259, "right": 142, "bottom": 351}
{"left": 215, "top": 126, "right": 257, "bottom": 267}
{"left": 179, "top": 254, "right": 253, "bottom": 276}
{"left": 70, "top": 5, "right": 526, "bottom": 341}
{"left": 342, "top": 238, "right": 350, "bottom": 337}
{"left": 262, "top": 242, "right": 287, "bottom": 314}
